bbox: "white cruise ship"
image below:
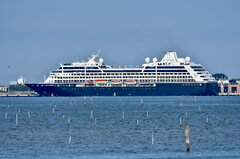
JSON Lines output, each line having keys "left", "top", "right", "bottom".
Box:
{"left": 26, "top": 51, "right": 218, "bottom": 96}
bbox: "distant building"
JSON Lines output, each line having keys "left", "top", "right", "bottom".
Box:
{"left": 230, "top": 79, "right": 240, "bottom": 84}
{"left": 10, "top": 81, "right": 17, "bottom": 85}
{"left": 218, "top": 79, "right": 240, "bottom": 94}
{"left": 228, "top": 79, "right": 240, "bottom": 93}
{"left": 0, "top": 85, "right": 7, "bottom": 92}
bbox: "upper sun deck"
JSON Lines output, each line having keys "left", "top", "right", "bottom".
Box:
{"left": 57, "top": 51, "right": 201, "bottom": 71}
{"left": 142, "top": 51, "right": 193, "bottom": 67}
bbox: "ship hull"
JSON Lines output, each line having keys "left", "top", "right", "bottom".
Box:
{"left": 26, "top": 82, "right": 218, "bottom": 96}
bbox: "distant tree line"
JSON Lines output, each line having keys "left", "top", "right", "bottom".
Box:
{"left": 212, "top": 73, "right": 228, "bottom": 80}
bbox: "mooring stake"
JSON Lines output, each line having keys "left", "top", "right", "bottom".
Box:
{"left": 185, "top": 122, "right": 190, "bottom": 152}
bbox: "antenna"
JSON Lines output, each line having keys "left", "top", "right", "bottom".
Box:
{"left": 97, "top": 49, "right": 101, "bottom": 55}
{"left": 87, "top": 50, "right": 101, "bottom": 62}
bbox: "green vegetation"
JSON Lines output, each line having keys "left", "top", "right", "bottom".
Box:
{"left": 8, "top": 84, "right": 32, "bottom": 91}
{"left": 212, "top": 73, "right": 228, "bottom": 80}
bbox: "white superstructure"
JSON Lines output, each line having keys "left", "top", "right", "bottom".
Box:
{"left": 44, "top": 51, "right": 215, "bottom": 86}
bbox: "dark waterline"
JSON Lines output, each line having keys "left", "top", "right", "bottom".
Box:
{"left": 0, "top": 96, "right": 240, "bottom": 159}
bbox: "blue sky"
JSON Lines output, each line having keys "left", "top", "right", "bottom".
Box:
{"left": 0, "top": 0, "right": 239, "bottom": 84}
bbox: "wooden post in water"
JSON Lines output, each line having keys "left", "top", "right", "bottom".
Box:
{"left": 68, "top": 117, "right": 70, "bottom": 126}
{"left": 5, "top": 112, "right": 7, "bottom": 120}
{"left": 122, "top": 112, "right": 125, "bottom": 119}
{"left": 185, "top": 122, "right": 190, "bottom": 152}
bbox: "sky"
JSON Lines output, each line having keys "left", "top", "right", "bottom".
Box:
{"left": 0, "top": 0, "right": 240, "bottom": 84}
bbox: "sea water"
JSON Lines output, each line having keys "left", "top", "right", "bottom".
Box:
{"left": 0, "top": 96, "right": 240, "bottom": 159}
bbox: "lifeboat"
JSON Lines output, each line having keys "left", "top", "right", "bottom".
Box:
{"left": 95, "top": 80, "right": 107, "bottom": 83}
{"left": 125, "top": 79, "right": 137, "bottom": 84}
{"left": 110, "top": 79, "right": 122, "bottom": 84}
{"left": 86, "top": 80, "right": 93, "bottom": 84}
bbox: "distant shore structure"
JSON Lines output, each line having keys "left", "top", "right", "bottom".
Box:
{"left": 26, "top": 51, "right": 218, "bottom": 96}
{"left": 17, "top": 76, "right": 25, "bottom": 85}
{"left": 0, "top": 76, "right": 37, "bottom": 97}
{"left": 218, "top": 79, "right": 240, "bottom": 96}
{"left": 0, "top": 85, "right": 7, "bottom": 92}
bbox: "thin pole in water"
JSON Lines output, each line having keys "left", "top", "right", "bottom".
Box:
{"left": 186, "top": 111, "right": 188, "bottom": 123}
{"left": 90, "top": 97, "right": 93, "bottom": 105}
{"left": 147, "top": 111, "right": 149, "bottom": 118}
{"left": 198, "top": 106, "right": 201, "bottom": 112}
{"left": 91, "top": 110, "right": 93, "bottom": 119}
{"left": 5, "top": 112, "right": 7, "bottom": 120}
{"left": 140, "top": 98, "right": 144, "bottom": 105}
{"left": 136, "top": 119, "right": 139, "bottom": 126}
{"left": 225, "top": 118, "right": 228, "bottom": 124}
{"left": 94, "top": 118, "right": 97, "bottom": 126}
{"left": 16, "top": 113, "right": 18, "bottom": 126}
{"left": 151, "top": 131, "right": 154, "bottom": 145}
{"left": 68, "top": 117, "right": 70, "bottom": 126}
{"left": 52, "top": 107, "right": 55, "bottom": 114}
{"left": 69, "top": 136, "right": 72, "bottom": 144}
{"left": 185, "top": 122, "right": 190, "bottom": 152}
{"left": 206, "top": 114, "right": 209, "bottom": 123}
{"left": 122, "top": 112, "right": 125, "bottom": 119}
{"left": 84, "top": 97, "right": 87, "bottom": 105}
{"left": 179, "top": 116, "right": 182, "bottom": 126}
{"left": 28, "top": 111, "right": 31, "bottom": 119}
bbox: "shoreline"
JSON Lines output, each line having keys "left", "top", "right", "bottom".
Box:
{"left": 0, "top": 91, "right": 39, "bottom": 97}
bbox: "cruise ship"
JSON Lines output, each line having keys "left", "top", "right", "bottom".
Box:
{"left": 26, "top": 51, "right": 218, "bottom": 96}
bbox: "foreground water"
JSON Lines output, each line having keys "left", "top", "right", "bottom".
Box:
{"left": 0, "top": 96, "right": 240, "bottom": 159}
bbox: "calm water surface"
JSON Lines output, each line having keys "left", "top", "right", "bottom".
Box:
{"left": 0, "top": 96, "right": 240, "bottom": 159}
